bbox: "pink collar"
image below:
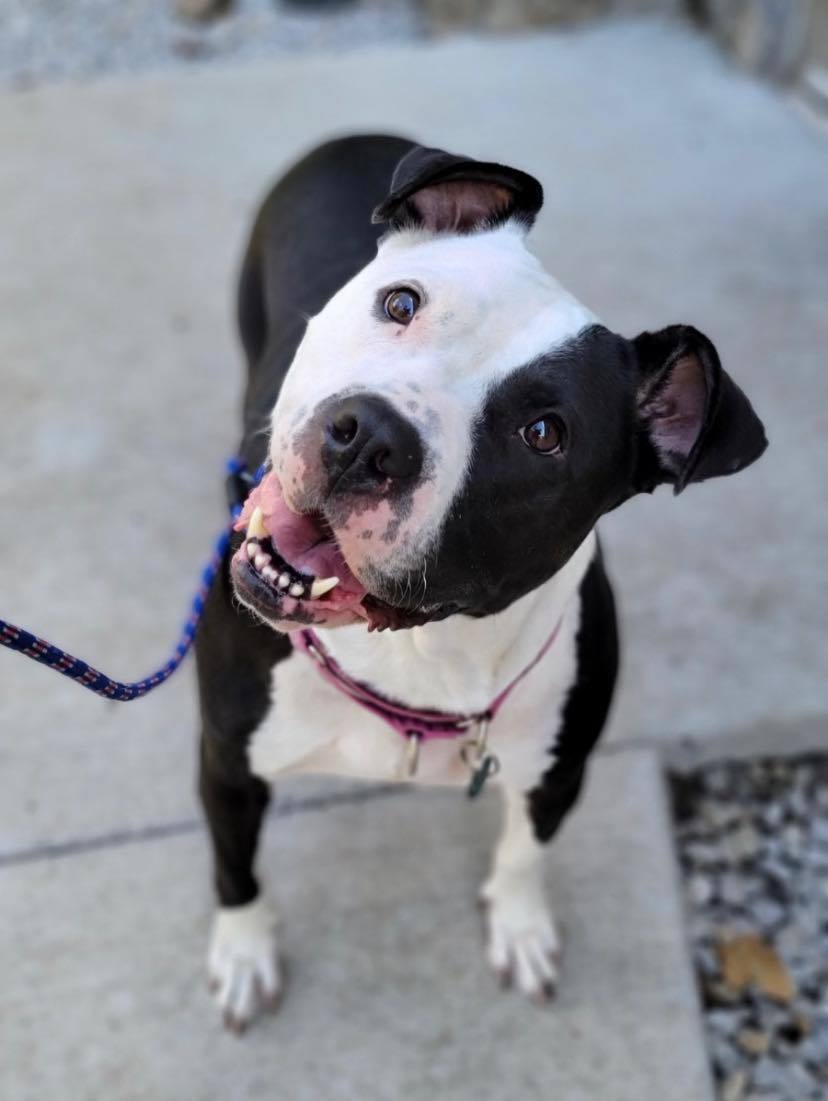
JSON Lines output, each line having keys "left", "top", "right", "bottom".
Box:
{"left": 291, "top": 618, "right": 563, "bottom": 795}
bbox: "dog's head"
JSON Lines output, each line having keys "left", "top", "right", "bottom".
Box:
{"left": 232, "top": 144, "right": 767, "bottom": 632}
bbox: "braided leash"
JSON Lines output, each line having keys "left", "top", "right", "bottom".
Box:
{"left": 0, "top": 458, "right": 263, "bottom": 702}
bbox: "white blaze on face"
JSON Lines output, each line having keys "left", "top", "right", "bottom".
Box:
{"left": 270, "top": 223, "right": 597, "bottom": 581}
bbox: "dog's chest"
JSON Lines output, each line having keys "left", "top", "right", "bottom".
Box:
{"left": 246, "top": 597, "right": 582, "bottom": 791}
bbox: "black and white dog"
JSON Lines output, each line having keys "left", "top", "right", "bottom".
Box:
{"left": 196, "top": 135, "right": 766, "bottom": 1030}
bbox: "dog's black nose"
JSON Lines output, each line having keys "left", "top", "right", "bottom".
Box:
{"left": 323, "top": 393, "right": 423, "bottom": 495}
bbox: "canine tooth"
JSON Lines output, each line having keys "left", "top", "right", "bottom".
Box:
{"left": 254, "top": 553, "right": 270, "bottom": 572}
{"left": 247, "top": 506, "right": 267, "bottom": 541}
{"left": 289, "top": 582, "right": 305, "bottom": 598}
{"left": 246, "top": 542, "right": 257, "bottom": 560}
{"left": 278, "top": 573, "right": 290, "bottom": 589}
{"left": 309, "top": 576, "right": 340, "bottom": 599}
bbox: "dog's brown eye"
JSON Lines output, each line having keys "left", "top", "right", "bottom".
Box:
{"left": 384, "top": 288, "right": 420, "bottom": 325}
{"left": 520, "top": 416, "right": 565, "bottom": 455}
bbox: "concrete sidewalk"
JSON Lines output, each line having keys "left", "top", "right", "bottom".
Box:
{"left": 0, "top": 752, "right": 712, "bottom": 1101}
{"left": 1, "top": 17, "right": 825, "bottom": 1101}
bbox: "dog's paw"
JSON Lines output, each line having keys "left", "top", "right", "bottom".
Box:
{"left": 207, "top": 896, "right": 282, "bottom": 1033}
{"left": 479, "top": 874, "right": 561, "bottom": 1003}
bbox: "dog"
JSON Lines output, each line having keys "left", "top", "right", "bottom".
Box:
{"left": 196, "top": 135, "right": 767, "bottom": 1031}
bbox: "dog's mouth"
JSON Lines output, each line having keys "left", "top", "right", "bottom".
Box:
{"left": 230, "top": 472, "right": 433, "bottom": 632}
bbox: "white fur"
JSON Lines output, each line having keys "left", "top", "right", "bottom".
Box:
{"left": 481, "top": 785, "right": 561, "bottom": 1000}
{"left": 248, "top": 530, "right": 594, "bottom": 790}
{"left": 207, "top": 896, "right": 281, "bottom": 1030}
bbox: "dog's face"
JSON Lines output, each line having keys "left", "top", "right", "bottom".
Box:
{"left": 232, "top": 146, "right": 767, "bottom": 632}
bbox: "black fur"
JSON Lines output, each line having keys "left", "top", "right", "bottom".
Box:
{"left": 528, "top": 543, "right": 619, "bottom": 842}
{"left": 383, "top": 325, "right": 637, "bottom": 619}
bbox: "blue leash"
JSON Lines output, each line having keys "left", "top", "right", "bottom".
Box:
{"left": 0, "top": 458, "right": 264, "bottom": 703}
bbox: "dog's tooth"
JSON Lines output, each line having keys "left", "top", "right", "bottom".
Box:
{"left": 277, "top": 573, "right": 291, "bottom": 590}
{"left": 247, "top": 506, "right": 267, "bottom": 541}
{"left": 289, "top": 582, "right": 305, "bottom": 598}
{"left": 263, "top": 565, "right": 278, "bottom": 582}
{"left": 309, "top": 576, "right": 340, "bottom": 599}
{"left": 254, "top": 553, "right": 270, "bottom": 572}
{"left": 246, "top": 542, "right": 257, "bottom": 560}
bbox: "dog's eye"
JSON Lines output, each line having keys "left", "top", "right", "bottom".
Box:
{"left": 520, "top": 416, "right": 565, "bottom": 455}
{"left": 384, "top": 288, "right": 420, "bottom": 325}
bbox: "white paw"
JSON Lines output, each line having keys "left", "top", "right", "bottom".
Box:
{"left": 480, "top": 874, "right": 561, "bottom": 1003}
{"left": 207, "top": 896, "right": 282, "bottom": 1032}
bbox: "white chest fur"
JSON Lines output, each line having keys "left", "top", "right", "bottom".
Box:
{"left": 248, "top": 533, "right": 596, "bottom": 791}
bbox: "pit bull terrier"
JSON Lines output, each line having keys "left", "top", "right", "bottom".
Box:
{"left": 196, "top": 135, "right": 767, "bottom": 1030}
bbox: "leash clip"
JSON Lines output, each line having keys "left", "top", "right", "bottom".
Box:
{"left": 461, "top": 715, "right": 500, "bottom": 799}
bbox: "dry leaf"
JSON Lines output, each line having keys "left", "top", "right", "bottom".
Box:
{"left": 717, "top": 933, "right": 795, "bottom": 1003}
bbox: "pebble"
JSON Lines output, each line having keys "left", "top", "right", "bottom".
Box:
{"left": 808, "top": 1015, "right": 828, "bottom": 1057}
{"left": 703, "top": 799, "right": 742, "bottom": 831}
{"left": 736, "top": 1028, "right": 769, "bottom": 1056}
{"left": 685, "top": 840, "right": 722, "bottom": 867}
{"left": 760, "top": 803, "right": 784, "bottom": 831}
{"left": 727, "top": 823, "right": 761, "bottom": 862}
{"left": 721, "top": 1069, "right": 747, "bottom": 1101}
{"left": 719, "top": 872, "right": 748, "bottom": 907}
{"left": 709, "top": 1008, "right": 743, "bottom": 1036}
{"left": 672, "top": 755, "right": 828, "bottom": 1099}
{"left": 782, "top": 823, "right": 804, "bottom": 854}
{"left": 0, "top": 0, "right": 424, "bottom": 89}
{"left": 688, "top": 873, "right": 715, "bottom": 907}
{"left": 709, "top": 1033, "right": 744, "bottom": 1075}
{"left": 704, "top": 766, "right": 732, "bottom": 795}
{"left": 751, "top": 1055, "right": 789, "bottom": 1092}
{"left": 751, "top": 898, "right": 786, "bottom": 932}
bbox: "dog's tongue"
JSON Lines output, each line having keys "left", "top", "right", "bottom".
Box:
{"left": 234, "top": 472, "right": 367, "bottom": 612}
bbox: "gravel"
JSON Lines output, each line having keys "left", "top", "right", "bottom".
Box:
{"left": 0, "top": 0, "right": 425, "bottom": 91}
{"left": 671, "top": 755, "right": 828, "bottom": 1100}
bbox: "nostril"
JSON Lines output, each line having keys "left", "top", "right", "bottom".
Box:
{"left": 372, "top": 448, "right": 391, "bottom": 476}
{"left": 329, "top": 412, "right": 358, "bottom": 446}
{"left": 373, "top": 446, "right": 419, "bottom": 479}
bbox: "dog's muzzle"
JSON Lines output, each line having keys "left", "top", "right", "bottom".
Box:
{"left": 230, "top": 393, "right": 435, "bottom": 632}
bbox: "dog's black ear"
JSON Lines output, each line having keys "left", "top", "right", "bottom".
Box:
{"left": 372, "top": 145, "right": 543, "bottom": 234}
{"left": 633, "top": 325, "right": 767, "bottom": 495}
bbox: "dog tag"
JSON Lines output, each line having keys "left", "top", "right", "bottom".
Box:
{"left": 403, "top": 732, "right": 421, "bottom": 779}
{"left": 466, "top": 753, "right": 499, "bottom": 800}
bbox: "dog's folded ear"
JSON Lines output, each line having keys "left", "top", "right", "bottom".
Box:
{"left": 633, "top": 325, "right": 767, "bottom": 495}
{"left": 372, "top": 145, "right": 543, "bottom": 235}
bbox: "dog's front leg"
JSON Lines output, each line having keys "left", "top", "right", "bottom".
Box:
{"left": 199, "top": 730, "right": 281, "bottom": 1032}
{"left": 480, "top": 783, "right": 564, "bottom": 1003}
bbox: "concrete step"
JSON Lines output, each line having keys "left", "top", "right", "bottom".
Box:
{"left": 0, "top": 749, "right": 713, "bottom": 1101}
